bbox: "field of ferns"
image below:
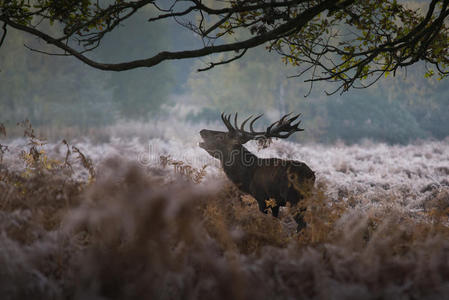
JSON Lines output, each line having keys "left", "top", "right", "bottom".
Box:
{"left": 1, "top": 120, "right": 449, "bottom": 299}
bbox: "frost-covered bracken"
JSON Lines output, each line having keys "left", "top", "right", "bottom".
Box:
{"left": 5, "top": 125, "right": 447, "bottom": 216}
{"left": 1, "top": 122, "right": 449, "bottom": 299}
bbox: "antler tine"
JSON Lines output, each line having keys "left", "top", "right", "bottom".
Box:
{"left": 266, "top": 112, "right": 293, "bottom": 133}
{"left": 221, "top": 112, "right": 227, "bottom": 128}
{"left": 240, "top": 115, "right": 253, "bottom": 131}
{"left": 228, "top": 114, "right": 235, "bottom": 131}
{"left": 279, "top": 112, "right": 292, "bottom": 123}
{"left": 249, "top": 114, "right": 264, "bottom": 134}
{"left": 221, "top": 112, "right": 227, "bottom": 124}
{"left": 221, "top": 112, "right": 235, "bottom": 132}
{"left": 266, "top": 120, "right": 277, "bottom": 134}
{"left": 219, "top": 112, "right": 304, "bottom": 141}
{"left": 288, "top": 113, "right": 301, "bottom": 123}
{"left": 291, "top": 119, "right": 304, "bottom": 131}
{"left": 264, "top": 112, "right": 305, "bottom": 139}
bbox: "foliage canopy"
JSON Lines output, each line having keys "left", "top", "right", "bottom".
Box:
{"left": 1, "top": 0, "right": 449, "bottom": 93}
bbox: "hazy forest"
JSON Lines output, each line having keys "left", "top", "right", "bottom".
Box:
{"left": 1, "top": 2, "right": 449, "bottom": 144}
{"left": 1, "top": 0, "right": 449, "bottom": 299}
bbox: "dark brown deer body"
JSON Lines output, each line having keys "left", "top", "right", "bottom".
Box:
{"left": 199, "top": 113, "right": 315, "bottom": 230}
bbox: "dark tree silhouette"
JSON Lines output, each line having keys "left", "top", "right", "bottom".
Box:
{"left": 1, "top": 0, "right": 449, "bottom": 93}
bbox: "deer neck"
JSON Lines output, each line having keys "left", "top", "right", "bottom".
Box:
{"left": 220, "top": 144, "right": 258, "bottom": 193}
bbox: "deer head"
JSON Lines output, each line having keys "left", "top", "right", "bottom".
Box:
{"left": 199, "top": 113, "right": 304, "bottom": 159}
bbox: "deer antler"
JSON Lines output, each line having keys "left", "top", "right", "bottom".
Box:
{"left": 221, "top": 113, "right": 235, "bottom": 132}
{"left": 221, "top": 112, "right": 304, "bottom": 140}
{"left": 265, "top": 113, "right": 304, "bottom": 138}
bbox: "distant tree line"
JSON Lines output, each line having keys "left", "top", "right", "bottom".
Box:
{"left": 1, "top": 2, "right": 448, "bottom": 144}
{"left": 187, "top": 47, "right": 449, "bottom": 144}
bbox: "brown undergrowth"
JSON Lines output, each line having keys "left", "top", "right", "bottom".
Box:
{"left": 1, "top": 124, "right": 449, "bottom": 299}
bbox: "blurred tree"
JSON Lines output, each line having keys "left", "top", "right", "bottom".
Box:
{"left": 1, "top": 0, "right": 449, "bottom": 95}
{"left": 0, "top": 6, "right": 176, "bottom": 126}
{"left": 2, "top": 1, "right": 448, "bottom": 143}
{"left": 323, "top": 94, "right": 427, "bottom": 144}
{"left": 188, "top": 48, "right": 282, "bottom": 113}
{"left": 382, "top": 66, "right": 449, "bottom": 139}
{"left": 0, "top": 27, "right": 114, "bottom": 128}
{"left": 94, "top": 6, "right": 175, "bottom": 119}
{"left": 186, "top": 48, "right": 447, "bottom": 144}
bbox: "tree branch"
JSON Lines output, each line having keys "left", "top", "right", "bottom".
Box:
{"left": 197, "top": 48, "right": 248, "bottom": 71}
{"left": 0, "top": 0, "right": 338, "bottom": 71}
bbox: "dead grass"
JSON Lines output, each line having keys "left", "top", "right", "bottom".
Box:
{"left": 1, "top": 124, "right": 449, "bottom": 299}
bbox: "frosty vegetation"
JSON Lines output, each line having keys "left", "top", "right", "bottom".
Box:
{"left": 1, "top": 120, "right": 449, "bottom": 299}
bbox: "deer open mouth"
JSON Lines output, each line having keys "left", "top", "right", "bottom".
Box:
{"left": 199, "top": 130, "right": 209, "bottom": 150}
{"left": 198, "top": 137, "right": 217, "bottom": 157}
{"left": 198, "top": 137, "right": 209, "bottom": 150}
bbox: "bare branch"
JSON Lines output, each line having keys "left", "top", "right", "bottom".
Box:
{"left": 23, "top": 43, "right": 71, "bottom": 56}
{"left": 148, "top": 5, "right": 197, "bottom": 22}
{"left": 197, "top": 48, "right": 248, "bottom": 71}
{"left": 202, "top": 12, "right": 232, "bottom": 37}
{"left": 0, "top": 22, "right": 6, "bottom": 47}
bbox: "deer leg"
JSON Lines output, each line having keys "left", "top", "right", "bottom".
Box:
{"left": 251, "top": 186, "right": 268, "bottom": 214}
{"left": 285, "top": 188, "right": 307, "bottom": 231}
{"left": 271, "top": 205, "right": 280, "bottom": 218}
{"left": 294, "top": 208, "right": 307, "bottom": 232}
{"left": 257, "top": 199, "right": 268, "bottom": 214}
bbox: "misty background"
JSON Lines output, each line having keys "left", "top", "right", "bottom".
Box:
{"left": 1, "top": 6, "right": 448, "bottom": 145}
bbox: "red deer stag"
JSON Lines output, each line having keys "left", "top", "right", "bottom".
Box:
{"left": 199, "top": 113, "right": 315, "bottom": 231}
